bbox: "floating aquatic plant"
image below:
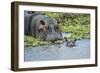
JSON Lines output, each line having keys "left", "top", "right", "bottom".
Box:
{"left": 24, "top": 36, "right": 64, "bottom": 48}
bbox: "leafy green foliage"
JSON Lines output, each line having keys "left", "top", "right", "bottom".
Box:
{"left": 24, "top": 12, "right": 90, "bottom": 47}
{"left": 24, "top": 36, "right": 64, "bottom": 47}
{"left": 24, "top": 36, "right": 40, "bottom": 47}
{"left": 43, "top": 12, "right": 90, "bottom": 40}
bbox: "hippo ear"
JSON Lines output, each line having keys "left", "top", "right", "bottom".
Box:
{"left": 65, "top": 38, "right": 68, "bottom": 41}
{"left": 40, "top": 20, "right": 45, "bottom": 25}
{"left": 74, "top": 39, "right": 77, "bottom": 42}
{"left": 64, "top": 37, "right": 67, "bottom": 40}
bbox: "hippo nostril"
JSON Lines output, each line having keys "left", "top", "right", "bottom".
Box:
{"left": 51, "top": 40, "right": 55, "bottom": 43}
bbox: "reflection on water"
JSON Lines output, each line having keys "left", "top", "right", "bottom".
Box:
{"left": 24, "top": 39, "right": 90, "bottom": 62}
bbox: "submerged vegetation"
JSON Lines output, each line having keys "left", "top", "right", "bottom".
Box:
{"left": 24, "top": 12, "right": 90, "bottom": 47}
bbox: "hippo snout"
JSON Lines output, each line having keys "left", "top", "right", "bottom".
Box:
{"left": 47, "top": 31, "right": 62, "bottom": 41}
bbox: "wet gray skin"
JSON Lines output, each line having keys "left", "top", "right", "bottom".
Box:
{"left": 24, "top": 12, "right": 62, "bottom": 41}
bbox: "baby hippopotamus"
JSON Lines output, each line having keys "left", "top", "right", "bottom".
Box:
{"left": 65, "top": 39, "right": 76, "bottom": 48}
{"left": 24, "top": 11, "right": 62, "bottom": 41}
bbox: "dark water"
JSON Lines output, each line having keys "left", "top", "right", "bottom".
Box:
{"left": 24, "top": 39, "right": 90, "bottom": 62}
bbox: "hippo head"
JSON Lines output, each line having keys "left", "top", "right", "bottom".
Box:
{"left": 66, "top": 39, "right": 76, "bottom": 47}
{"left": 33, "top": 15, "right": 62, "bottom": 41}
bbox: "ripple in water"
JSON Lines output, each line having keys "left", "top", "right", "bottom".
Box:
{"left": 24, "top": 39, "right": 90, "bottom": 62}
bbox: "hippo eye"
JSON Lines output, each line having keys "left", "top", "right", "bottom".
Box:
{"left": 56, "top": 26, "right": 59, "bottom": 29}
{"left": 54, "top": 26, "right": 60, "bottom": 31}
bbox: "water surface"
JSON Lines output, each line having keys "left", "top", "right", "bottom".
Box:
{"left": 24, "top": 39, "right": 90, "bottom": 62}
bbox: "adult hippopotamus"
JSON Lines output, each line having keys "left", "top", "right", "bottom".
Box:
{"left": 24, "top": 12, "right": 62, "bottom": 41}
